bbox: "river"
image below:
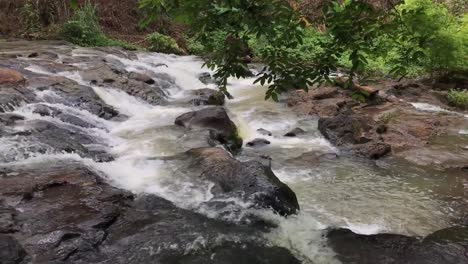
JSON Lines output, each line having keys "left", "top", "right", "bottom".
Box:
{"left": 1, "top": 41, "right": 467, "bottom": 263}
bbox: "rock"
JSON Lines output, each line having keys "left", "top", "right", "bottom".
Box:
{"left": 0, "top": 160, "right": 299, "bottom": 263}
{"left": 328, "top": 226, "right": 468, "bottom": 264}
{"left": 376, "top": 124, "right": 387, "bottom": 134}
{"left": 0, "top": 120, "right": 112, "bottom": 162}
{"left": 79, "top": 63, "right": 167, "bottom": 105}
{"left": 318, "top": 114, "right": 372, "bottom": 146}
{"left": 0, "top": 68, "right": 25, "bottom": 86}
{"left": 190, "top": 88, "right": 225, "bottom": 106}
{"left": 0, "top": 235, "right": 27, "bottom": 264}
{"left": 198, "top": 72, "right": 216, "bottom": 85}
{"left": 284, "top": 127, "right": 306, "bottom": 137}
{"left": 247, "top": 138, "right": 271, "bottom": 148}
{"left": 175, "top": 107, "right": 243, "bottom": 153}
{"left": 257, "top": 128, "right": 272, "bottom": 136}
{"left": 31, "top": 104, "right": 100, "bottom": 128}
{"left": 128, "top": 72, "right": 155, "bottom": 85}
{"left": 348, "top": 142, "right": 392, "bottom": 159}
{"left": 184, "top": 147, "right": 299, "bottom": 216}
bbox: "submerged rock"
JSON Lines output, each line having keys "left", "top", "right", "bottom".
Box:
{"left": 284, "top": 127, "right": 306, "bottom": 137}
{"left": 257, "top": 128, "right": 272, "bottom": 136}
{"left": 327, "top": 226, "right": 468, "bottom": 264}
{"left": 175, "top": 107, "right": 243, "bottom": 153}
{"left": 184, "top": 147, "right": 299, "bottom": 216}
{"left": 246, "top": 138, "right": 271, "bottom": 148}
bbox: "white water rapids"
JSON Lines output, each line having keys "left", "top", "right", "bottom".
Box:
{"left": 5, "top": 48, "right": 463, "bottom": 263}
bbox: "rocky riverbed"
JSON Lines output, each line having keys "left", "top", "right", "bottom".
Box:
{"left": 0, "top": 39, "right": 467, "bottom": 264}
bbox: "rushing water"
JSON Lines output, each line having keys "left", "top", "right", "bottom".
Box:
{"left": 4, "top": 45, "right": 467, "bottom": 263}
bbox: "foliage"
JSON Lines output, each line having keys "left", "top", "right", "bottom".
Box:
{"left": 22, "top": 0, "right": 41, "bottom": 34}
{"left": 146, "top": 32, "right": 183, "bottom": 54}
{"left": 447, "top": 89, "right": 468, "bottom": 109}
{"left": 139, "top": 0, "right": 467, "bottom": 100}
{"left": 62, "top": 1, "right": 137, "bottom": 50}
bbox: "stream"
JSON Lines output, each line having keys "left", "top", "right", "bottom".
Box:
{"left": 1, "top": 41, "right": 467, "bottom": 263}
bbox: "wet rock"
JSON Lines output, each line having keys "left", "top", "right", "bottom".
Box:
{"left": 128, "top": 72, "right": 155, "bottom": 85}
{"left": 190, "top": 88, "right": 225, "bottom": 106}
{"left": 257, "top": 128, "right": 272, "bottom": 136}
{"left": 175, "top": 107, "right": 243, "bottom": 153}
{"left": 32, "top": 104, "right": 99, "bottom": 128}
{"left": 0, "top": 93, "right": 27, "bottom": 113}
{"left": 0, "top": 120, "right": 111, "bottom": 162}
{"left": 0, "top": 206, "right": 16, "bottom": 233}
{"left": 0, "top": 68, "right": 25, "bottom": 86}
{"left": 30, "top": 76, "right": 120, "bottom": 120}
{"left": 160, "top": 242, "right": 301, "bottom": 264}
{"left": 328, "top": 226, "right": 468, "bottom": 264}
{"left": 284, "top": 127, "right": 306, "bottom": 137}
{"left": 0, "top": 235, "right": 27, "bottom": 264}
{"left": 80, "top": 64, "right": 167, "bottom": 105}
{"left": 184, "top": 147, "right": 299, "bottom": 216}
{"left": 198, "top": 72, "right": 215, "bottom": 85}
{"left": 247, "top": 138, "right": 271, "bottom": 148}
{"left": 288, "top": 88, "right": 350, "bottom": 117}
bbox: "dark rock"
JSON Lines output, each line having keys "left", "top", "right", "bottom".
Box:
{"left": 175, "top": 107, "right": 243, "bottom": 153}
{"left": 284, "top": 127, "right": 306, "bottom": 137}
{"left": 247, "top": 138, "right": 271, "bottom": 148}
{"left": 198, "top": 72, "right": 215, "bottom": 85}
{"left": 376, "top": 124, "right": 388, "bottom": 134}
{"left": 0, "top": 206, "right": 16, "bottom": 233}
{"left": 257, "top": 128, "right": 272, "bottom": 136}
{"left": 190, "top": 88, "right": 225, "bottom": 106}
{"left": 0, "top": 235, "right": 27, "bottom": 264}
{"left": 184, "top": 147, "right": 299, "bottom": 216}
{"left": 328, "top": 226, "right": 468, "bottom": 264}
{"left": 128, "top": 72, "right": 155, "bottom": 85}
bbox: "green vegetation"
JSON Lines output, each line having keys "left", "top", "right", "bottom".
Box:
{"left": 61, "top": 1, "right": 137, "bottom": 50}
{"left": 146, "top": 32, "right": 183, "bottom": 54}
{"left": 447, "top": 89, "right": 468, "bottom": 109}
{"left": 139, "top": 0, "right": 467, "bottom": 100}
{"left": 22, "top": 0, "right": 41, "bottom": 34}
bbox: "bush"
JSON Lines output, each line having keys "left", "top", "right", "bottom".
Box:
{"left": 185, "top": 36, "right": 205, "bottom": 55}
{"left": 447, "top": 89, "right": 468, "bottom": 109}
{"left": 61, "top": 0, "right": 137, "bottom": 50}
{"left": 146, "top": 32, "right": 183, "bottom": 54}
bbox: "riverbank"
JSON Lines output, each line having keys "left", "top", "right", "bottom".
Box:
{"left": 0, "top": 39, "right": 467, "bottom": 263}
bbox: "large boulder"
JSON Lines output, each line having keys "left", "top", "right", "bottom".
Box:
{"left": 175, "top": 107, "right": 243, "bottom": 153}
{"left": 327, "top": 226, "right": 468, "bottom": 264}
{"left": 183, "top": 147, "right": 299, "bottom": 216}
{"left": 0, "top": 161, "right": 299, "bottom": 264}
{"left": 318, "top": 114, "right": 391, "bottom": 159}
